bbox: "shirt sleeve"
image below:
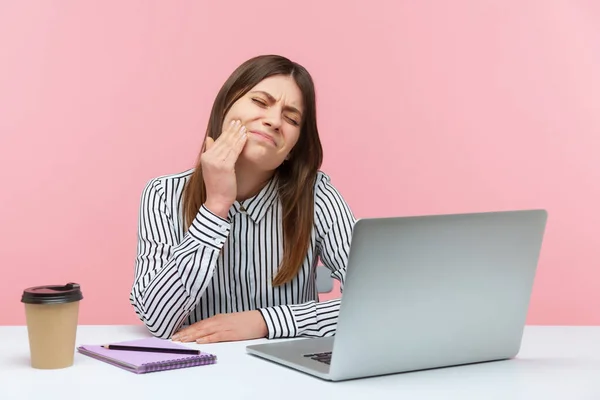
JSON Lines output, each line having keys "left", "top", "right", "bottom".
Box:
{"left": 258, "top": 173, "right": 355, "bottom": 338}
{"left": 129, "top": 178, "right": 231, "bottom": 339}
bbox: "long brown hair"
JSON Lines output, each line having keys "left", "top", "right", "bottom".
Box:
{"left": 183, "top": 54, "right": 323, "bottom": 286}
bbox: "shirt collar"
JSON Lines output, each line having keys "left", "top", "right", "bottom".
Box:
{"left": 228, "top": 175, "right": 279, "bottom": 223}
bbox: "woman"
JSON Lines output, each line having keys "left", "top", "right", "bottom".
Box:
{"left": 129, "top": 54, "right": 356, "bottom": 344}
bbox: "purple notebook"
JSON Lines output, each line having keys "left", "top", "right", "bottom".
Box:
{"left": 77, "top": 337, "right": 217, "bottom": 374}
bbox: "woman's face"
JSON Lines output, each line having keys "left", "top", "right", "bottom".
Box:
{"left": 223, "top": 74, "right": 304, "bottom": 171}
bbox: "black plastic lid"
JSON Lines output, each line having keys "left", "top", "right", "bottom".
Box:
{"left": 21, "top": 282, "right": 83, "bottom": 305}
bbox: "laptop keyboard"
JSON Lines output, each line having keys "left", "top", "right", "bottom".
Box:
{"left": 303, "top": 351, "right": 332, "bottom": 365}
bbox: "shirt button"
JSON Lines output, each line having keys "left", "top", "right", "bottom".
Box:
{"left": 240, "top": 205, "right": 246, "bottom": 212}
{"left": 219, "top": 225, "right": 228, "bottom": 232}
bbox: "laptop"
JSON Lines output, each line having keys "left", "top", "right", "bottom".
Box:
{"left": 246, "top": 209, "right": 548, "bottom": 381}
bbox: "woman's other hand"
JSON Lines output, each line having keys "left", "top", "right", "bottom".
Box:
{"left": 171, "top": 310, "right": 268, "bottom": 344}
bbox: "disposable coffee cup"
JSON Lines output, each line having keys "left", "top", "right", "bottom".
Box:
{"left": 21, "top": 282, "right": 83, "bottom": 369}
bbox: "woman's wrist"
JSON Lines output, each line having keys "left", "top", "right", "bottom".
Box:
{"left": 204, "top": 199, "right": 231, "bottom": 219}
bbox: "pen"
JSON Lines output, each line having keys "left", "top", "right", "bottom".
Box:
{"left": 101, "top": 344, "right": 201, "bottom": 355}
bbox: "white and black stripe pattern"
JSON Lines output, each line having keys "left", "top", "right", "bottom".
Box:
{"left": 129, "top": 169, "right": 356, "bottom": 339}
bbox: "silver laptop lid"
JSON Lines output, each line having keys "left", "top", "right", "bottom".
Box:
{"left": 328, "top": 209, "right": 547, "bottom": 380}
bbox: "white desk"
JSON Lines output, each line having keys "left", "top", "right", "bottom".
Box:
{"left": 1, "top": 325, "right": 599, "bottom": 400}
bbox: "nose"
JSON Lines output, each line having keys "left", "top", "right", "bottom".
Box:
{"left": 263, "top": 107, "right": 282, "bottom": 131}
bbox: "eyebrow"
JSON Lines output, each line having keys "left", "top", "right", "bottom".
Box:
{"left": 250, "top": 90, "right": 303, "bottom": 117}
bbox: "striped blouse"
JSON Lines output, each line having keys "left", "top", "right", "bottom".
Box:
{"left": 129, "top": 169, "right": 356, "bottom": 340}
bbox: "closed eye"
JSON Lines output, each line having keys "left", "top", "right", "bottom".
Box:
{"left": 285, "top": 116, "right": 299, "bottom": 126}
{"left": 252, "top": 98, "right": 267, "bottom": 107}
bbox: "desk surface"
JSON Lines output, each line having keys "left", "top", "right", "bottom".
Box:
{"left": 1, "top": 325, "right": 599, "bottom": 400}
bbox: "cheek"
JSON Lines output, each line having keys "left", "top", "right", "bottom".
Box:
{"left": 223, "top": 102, "right": 250, "bottom": 123}
{"left": 284, "top": 129, "right": 301, "bottom": 149}
{"left": 224, "top": 108, "right": 239, "bottom": 121}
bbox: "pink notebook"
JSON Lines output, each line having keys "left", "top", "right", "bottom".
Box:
{"left": 77, "top": 337, "right": 217, "bottom": 374}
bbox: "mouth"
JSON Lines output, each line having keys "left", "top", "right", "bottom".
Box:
{"left": 249, "top": 130, "right": 277, "bottom": 146}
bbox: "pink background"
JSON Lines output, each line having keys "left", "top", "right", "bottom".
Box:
{"left": 1, "top": 1, "right": 599, "bottom": 326}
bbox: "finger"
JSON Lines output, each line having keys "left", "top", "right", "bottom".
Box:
{"left": 173, "top": 324, "right": 193, "bottom": 336}
{"left": 219, "top": 120, "right": 241, "bottom": 145}
{"left": 207, "top": 120, "right": 240, "bottom": 156}
{"left": 218, "top": 127, "right": 246, "bottom": 166}
{"left": 171, "top": 327, "right": 191, "bottom": 341}
{"left": 196, "top": 332, "right": 228, "bottom": 344}
{"left": 229, "top": 126, "right": 248, "bottom": 158}
{"left": 172, "top": 323, "right": 205, "bottom": 341}
{"left": 175, "top": 317, "right": 221, "bottom": 342}
{"left": 173, "top": 327, "right": 212, "bottom": 342}
{"left": 214, "top": 122, "right": 247, "bottom": 162}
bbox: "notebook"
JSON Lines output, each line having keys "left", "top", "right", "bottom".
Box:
{"left": 77, "top": 337, "right": 217, "bottom": 374}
